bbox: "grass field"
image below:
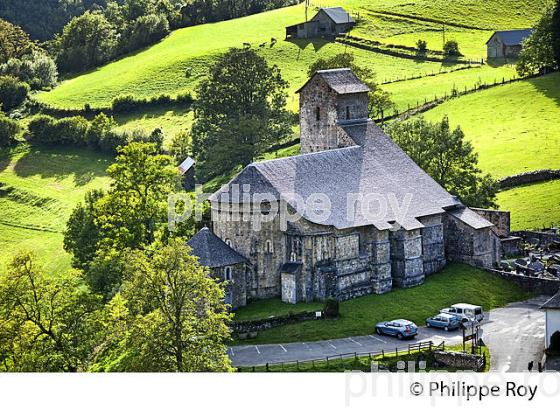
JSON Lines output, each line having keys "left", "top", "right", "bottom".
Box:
{"left": 232, "top": 263, "right": 531, "bottom": 345}
{"left": 497, "top": 180, "right": 560, "bottom": 231}
{"left": 381, "top": 63, "right": 517, "bottom": 113}
{"left": 0, "top": 145, "right": 111, "bottom": 274}
{"left": 423, "top": 72, "right": 560, "bottom": 178}
{"left": 36, "top": 0, "right": 541, "bottom": 110}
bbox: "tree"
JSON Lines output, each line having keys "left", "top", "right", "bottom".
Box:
{"left": 0, "top": 19, "right": 35, "bottom": 64}
{"left": 0, "top": 75, "right": 29, "bottom": 111}
{"left": 0, "top": 252, "right": 102, "bottom": 371}
{"left": 94, "top": 241, "right": 233, "bottom": 372}
{"left": 192, "top": 48, "right": 290, "bottom": 180}
{"left": 416, "top": 39, "right": 428, "bottom": 54}
{"left": 64, "top": 142, "right": 178, "bottom": 296}
{"left": 56, "top": 11, "right": 117, "bottom": 73}
{"left": 553, "top": 0, "right": 560, "bottom": 67}
{"left": 386, "top": 117, "right": 498, "bottom": 208}
{"left": 443, "top": 40, "right": 461, "bottom": 57}
{"left": 0, "top": 111, "right": 20, "bottom": 145}
{"left": 123, "top": 13, "right": 170, "bottom": 52}
{"left": 0, "top": 51, "right": 58, "bottom": 90}
{"left": 517, "top": 5, "right": 557, "bottom": 76}
{"left": 308, "top": 52, "right": 395, "bottom": 121}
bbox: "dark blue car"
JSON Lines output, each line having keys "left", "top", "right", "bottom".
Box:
{"left": 375, "top": 319, "right": 418, "bottom": 340}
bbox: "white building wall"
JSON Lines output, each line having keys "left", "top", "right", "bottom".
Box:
{"left": 545, "top": 310, "right": 560, "bottom": 349}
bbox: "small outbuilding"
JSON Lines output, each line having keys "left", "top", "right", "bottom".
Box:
{"left": 541, "top": 291, "right": 560, "bottom": 350}
{"left": 486, "top": 29, "right": 533, "bottom": 59}
{"left": 187, "top": 227, "right": 248, "bottom": 309}
{"left": 286, "top": 7, "right": 355, "bottom": 39}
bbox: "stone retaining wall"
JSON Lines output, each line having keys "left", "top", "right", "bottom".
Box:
{"left": 232, "top": 311, "right": 320, "bottom": 335}
{"left": 486, "top": 269, "right": 560, "bottom": 296}
{"left": 433, "top": 351, "right": 484, "bottom": 371}
{"left": 512, "top": 230, "right": 560, "bottom": 247}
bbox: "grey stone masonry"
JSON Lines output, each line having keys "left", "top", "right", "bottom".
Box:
{"left": 390, "top": 228, "right": 425, "bottom": 287}
{"left": 419, "top": 214, "right": 446, "bottom": 275}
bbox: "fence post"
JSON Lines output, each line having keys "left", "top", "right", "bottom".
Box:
{"left": 395, "top": 347, "right": 398, "bottom": 357}
{"left": 266, "top": 363, "right": 269, "bottom": 372}
{"left": 382, "top": 349, "right": 385, "bottom": 358}
{"left": 252, "top": 366, "right": 255, "bottom": 372}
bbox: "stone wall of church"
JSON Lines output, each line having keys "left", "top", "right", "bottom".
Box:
{"left": 390, "top": 228, "right": 425, "bottom": 287}
{"left": 443, "top": 213, "right": 500, "bottom": 268}
{"left": 336, "top": 93, "right": 369, "bottom": 121}
{"left": 419, "top": 214, "right": 446, "bottom": 275}
{"left": 299, "top": 76, "right": 339, "bottom": 154}
{"left": 211, "top": 262, "right": 247, "bottom": 310}
{"left": 211, "top": 201, "right": 287, "bottom": 300}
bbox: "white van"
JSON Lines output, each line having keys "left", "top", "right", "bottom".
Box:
{"left": 440, "top": 303, "right": 484, "bottom": 322}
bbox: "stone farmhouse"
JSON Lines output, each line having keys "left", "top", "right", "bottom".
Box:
{"left": 188, "top": 68, "right": 501, "bottom": 309}
{"left": 486, "top": 29, "right": 533, "bottom": 59}
{"left": 285, "top": 7, "right": 355, "bottom": 39}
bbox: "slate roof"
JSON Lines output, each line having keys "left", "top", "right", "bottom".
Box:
{"left": 448, "top": 207, "right": 494, "bottom": 230}
{"left": 210, "top": 121, "right": 468, "bottom": 231}
{"left": 319, "top": 7, "right": 354, "bottom": 25}
{"left": 487, "top": 29, "right": 533, "bottom": 46}
{"left": 187, "top": 227, "right": 246, "bottom": 268}
{"left": 296, "top": 68, "right": 371, "bottom": 95}
{"left": 541, "top": 292, "right": 560, "bottom": 310}
{"left": 178, "top": 157, "right": 195, "bottom": 175}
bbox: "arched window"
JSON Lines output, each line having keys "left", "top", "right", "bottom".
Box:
{"left": 315, "top": 107, "right": 321, "bottom": 121}
{"left": 224, "top": 266, "right": 232, "bottom": 281}
{"left": 290, "top": 252, "right": 297, "bottom": 262}
{"left": 225, "top": 238, "right": 232, "bottom": 247}
{"left": 265, "top": 240, "right": 273, "bottom": 253}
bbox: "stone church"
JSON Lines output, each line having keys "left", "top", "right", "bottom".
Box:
{"left": 188, "top": 68, "right": 501, "bottom": 309}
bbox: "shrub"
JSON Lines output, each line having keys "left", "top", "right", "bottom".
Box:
{"left": 111, "top": 94, "right": 141, "bottom": 113}
{"left": 443, "top": 40, "right": 461, "bottom": 57}
{"left": 176, "top": 91, "right": 194, "bottom": 105}
{"left": 28, "top": 115, "right": 88, "bottom": 145}
{"left": 323, "top": 298, "right": 340, "bottom": 318}
{"left": 0, "top": 51, "right": 58, "bottom": 90}
{"left": 0, "top": 76, "right": 29, "bottom": 111}
{"left": 416, "top": 39, "right": 428, "bottom": 53}
{"left": 550, "top": 331, "right": 560, "bottom": 353}
{"left": 0, "top": 112, "right": 21, "bottom": 146}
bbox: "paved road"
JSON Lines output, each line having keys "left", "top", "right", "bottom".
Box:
{"left": 229, "top": 296, "right": 548, "bottom": 371}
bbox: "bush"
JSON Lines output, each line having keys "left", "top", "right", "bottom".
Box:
{"left": 323, "top": 298, "right": 340, "bottom": 318}
{"left": 0, "top": 76, "right": 29, "bottom": 111}
{"left": 416, "top": 39, "right": 428, "bottom": 53}
{"left": 443, "top": 40, "right": 461, "bottom": 57}
{"left": 28, "top": 115, "right": 88, "bottom": 146}
{"left": 124, "top": 13, "right": 170, "bottom": 52}
{"left": 112, "top": 92, "right": 193, "bottom": 113}
{"left": 550, "top": 331, "right": 560, "bottom": 353}
{"left": 175, "top": 91, "right": 194, "bottom": 105}
{"left": 0, "top": 113, "right": 21, "bottom": 146}
{"left": 111, "top": 94, "right": 140, "bottom": 112}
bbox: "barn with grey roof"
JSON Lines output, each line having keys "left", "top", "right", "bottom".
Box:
{"left": 486, "top": 29, "right": 533, "bottom": 59}
{"left": 286, "top": 7, "right": 355, "bottom": 39}
{"left": 190, "top": 68, "right": 501, "bottom": 308}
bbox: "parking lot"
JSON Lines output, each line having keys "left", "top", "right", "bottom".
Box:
{"left": 229, "top": 297, "right": 548, "bottom": 371}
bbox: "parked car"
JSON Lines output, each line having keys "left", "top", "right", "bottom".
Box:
{"left": 426, "top": 313, "right": 461, "bottom": 331}
{"left": 440, "top": 303, "right": 484, "bottom": 322}
{"left": 375, "top": 319, "right": 418, "bottom": 340}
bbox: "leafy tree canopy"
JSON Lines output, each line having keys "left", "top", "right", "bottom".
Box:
{"left": 386, "top": 117, "right": 498, "bottom": 208}
{"left": 0, "top": 19, "right": 36, "bottom": 64}
{"left": 192, "top": 48, "right": 291, "bottom": 181}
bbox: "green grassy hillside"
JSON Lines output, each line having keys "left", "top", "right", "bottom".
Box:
{"left": 423, "top": 72, "right": 560, "bottom": 178}
{"left": 497, "top": 180, "right": 560, "bottom": 230}
{"left": 0, "top": 145, "right": 111, "bottom": 273}
{"left": 37, "top": 0, "right": 542, "bottom": 110}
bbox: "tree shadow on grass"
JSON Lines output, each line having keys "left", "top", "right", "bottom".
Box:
{"left": 113, "top": 104, "right": 191, "bottom": 127}
{"left": 13, "top": 145, "right": 111, "bottom": 187}
{"left": 286, "top": 38, "right": 329, "bottom": 54}
{"left": 526, "top": 71, "right": 560, "bottom": 108}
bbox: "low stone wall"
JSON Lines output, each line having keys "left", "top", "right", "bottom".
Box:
{"left": 499, "top": 169, "right": 560, "bottom": 189}
{"left": 232, "top": 311, "right": 320, "bottom": 335}
{"left": 512, "top": 230, "right": 560, "bottom": 247}
{"left": 487, "top": 269, "right": 560, "bottom": 296}
{"left": 434, "top": 351, "right": 484, "bottom": 371}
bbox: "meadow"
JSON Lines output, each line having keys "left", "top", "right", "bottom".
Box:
{"left": 423, "top": 72, "right": 560, "bottom": 178}
{"left": 0, "top": 145, "right": 111, "bottom": 273}
{"left": 36, "top": 0, "right": 542, "bottom": 110}
{"left": 497, "top": 180, "right": 560, "bottom": 231}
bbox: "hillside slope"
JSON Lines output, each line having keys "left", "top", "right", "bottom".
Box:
{"left": 37, "top": 0, "right": 543, "bottom": 110}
